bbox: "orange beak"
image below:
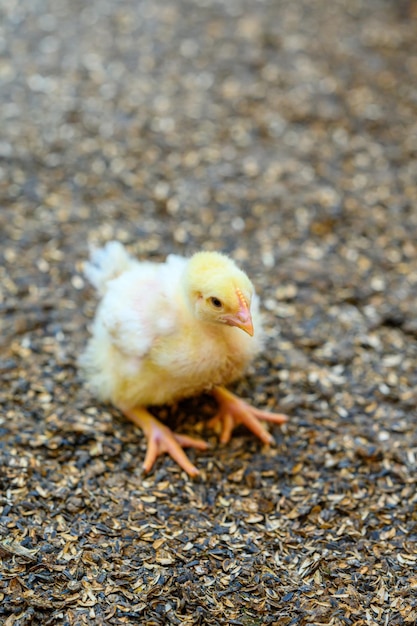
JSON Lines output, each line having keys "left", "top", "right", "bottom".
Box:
{"left": 222, "top": 289, "right": 254, "bottom": 336}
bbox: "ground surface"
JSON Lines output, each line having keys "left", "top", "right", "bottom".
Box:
{"left": 1, "top": 1, "right": 417, "bottom": 624}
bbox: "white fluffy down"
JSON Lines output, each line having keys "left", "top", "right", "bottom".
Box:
{"left": 79, "top": 243, "right": 263, "bottom": 408}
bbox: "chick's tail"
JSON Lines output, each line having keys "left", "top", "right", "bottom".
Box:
{"left": 84, "top": 241, "right": 135, "bottom": 295}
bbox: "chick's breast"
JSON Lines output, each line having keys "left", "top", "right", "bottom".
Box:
{"left": 149, "top": 313, "right": 262, "bottom": 404}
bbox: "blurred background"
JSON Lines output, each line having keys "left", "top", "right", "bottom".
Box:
{"left": 2, "top": 0, "right": 416, "bottom": 257}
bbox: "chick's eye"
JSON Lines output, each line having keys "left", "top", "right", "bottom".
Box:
{"left": 209, "top": 297, "right": 223, "bottom": 309}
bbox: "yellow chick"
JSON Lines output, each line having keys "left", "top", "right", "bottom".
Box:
{"left": 79, "top": 242, "right": 287, "bottom": 476}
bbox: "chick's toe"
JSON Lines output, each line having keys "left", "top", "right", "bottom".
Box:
{"left": 209, "top": 386, "right": 288, "bottom": 445}
{"left": 121, "top": 406, "right": 208, "bottom": 476}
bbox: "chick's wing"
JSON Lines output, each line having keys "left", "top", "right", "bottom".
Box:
{"left": 97, "top": 260, "right": 182, "bottom": 359}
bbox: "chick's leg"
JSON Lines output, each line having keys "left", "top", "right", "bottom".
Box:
{"left": 121, "top": 406, "right": 208, "bottom": 477}
{"left": 209, "top": 387, "right": 288, "bottom": 445}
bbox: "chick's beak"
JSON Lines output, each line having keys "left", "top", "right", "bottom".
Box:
{"left": 222, "top": 290, "right": 254, "bottom": 336}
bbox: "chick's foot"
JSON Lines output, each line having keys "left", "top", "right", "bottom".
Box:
{"left": 121, "top": 406, "right": 209, "bottom": 476}
{"left": 209, "top": 386, "right": 288, "bottom": 445}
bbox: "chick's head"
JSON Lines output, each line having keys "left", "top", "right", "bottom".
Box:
{"left": 185, "top": 251, "right": 255, "bottom": 336}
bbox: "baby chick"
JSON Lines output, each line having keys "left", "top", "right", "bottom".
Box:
{"left": 79, "top": 242, "right": 287, "bottom": 476}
